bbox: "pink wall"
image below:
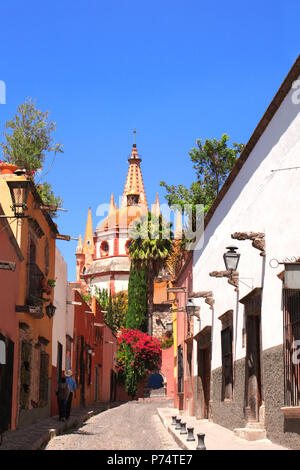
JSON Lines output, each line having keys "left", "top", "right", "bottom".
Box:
{"left": 161, "top": 346, "right": 174, "bottom": 398}
{"left": 174, "top": 253, "right": 193, "bottom": 411}
{"left": 0, "top": 221, "right": 23, "bottom": 430}
{"left": 101, "top": 318, "right": 117, "bottom": 402}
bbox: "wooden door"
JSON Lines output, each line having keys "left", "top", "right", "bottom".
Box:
{"left": 246, "top": 314, "right": 262, "bottom": 421}
{"left": 197, "top": 345, "right": 211, "bottom": 419}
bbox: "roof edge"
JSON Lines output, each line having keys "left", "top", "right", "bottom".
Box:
{"left": 204, "top": 54, "right": 300, "bottom": 230}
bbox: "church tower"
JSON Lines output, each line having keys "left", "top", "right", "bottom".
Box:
{"left": 76, "top": 141, "right": 159, "bottom": 295}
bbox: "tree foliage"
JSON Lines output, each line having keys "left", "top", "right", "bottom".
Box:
{"left": 126, "top": 266, "right": 148, "bottom": 332}
{"left": 128, "top": 212, "right": 174, "bottom": 335}
{"left": 0, "top": 98, "right": 64, "bottom": 216}
{"left": 94, "top": 287, "right": 128, "bottom": 333}
{"left": 160, "top": 134, "right": 244, "bottom": 214}
{"left": 35, "top": 182, "right": 64, "bottom": 218}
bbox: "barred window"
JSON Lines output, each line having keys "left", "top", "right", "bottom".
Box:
{"left": 221, "top": 326, "right": 233, "bottom": 401}
{"left": 177, "top": 345, "right": 184, "bottom": 393}
{"left": 283, "top": 289, "right": 300, "bottom": 407}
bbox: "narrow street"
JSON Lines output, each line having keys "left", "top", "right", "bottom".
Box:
{"left": 44, "top": 401, "right": 181, "bottom": 451}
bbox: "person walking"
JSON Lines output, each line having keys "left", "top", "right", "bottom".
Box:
{"left": 56, "top": 376, "right": 70, "bottom": 422}
{"left": 65, "top": 370, "right": 77, "bottom": 420}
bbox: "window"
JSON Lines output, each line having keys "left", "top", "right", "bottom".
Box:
{"left": 219, "top": 310, "right": 233, "bottom": 401}
{"left": 20, "top": 341, "right": 32, "bottom": 409}
{"left": 177, "top": 345, "right": 184, "bottom": 393}
{"left": 221, "top": 327, "right": 233, "bottom": 400}
{"left": 44, "top": 238, "right": 49, "bottom": 277}
{"left": 27, "top": 237, "right": 44, "bottom": 307}
{"left": 125, "top": 240, "right": 132, "bottom": 255}
{"left": 283, "top": 289, "right": 300, "bottom": 406}
{"left": 100, "top": 241, "right": 109, "bottom": 257}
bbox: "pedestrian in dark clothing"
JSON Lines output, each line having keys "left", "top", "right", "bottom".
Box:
{"left": 65, "top": 370, "right": 77, "bottom": 420}
{"left": 56, "top": 377, "right": 70, "bottom": 421}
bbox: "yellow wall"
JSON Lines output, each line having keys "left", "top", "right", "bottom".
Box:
{"left": 0, "top": 173, "right": 56, "bottom": 365}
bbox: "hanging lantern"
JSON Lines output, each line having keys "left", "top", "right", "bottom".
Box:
{"left": 7, "top": 179, "right": 30, "bottom": 218}
{"left": 223, "top": 246, "right": 240, "bottom": 272}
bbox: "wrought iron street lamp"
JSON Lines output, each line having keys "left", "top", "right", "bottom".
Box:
{"left": 223, "top": 246, "right": 240, "bottom": 273}
{"left": 0, "top": 170, "right": 30, "bottom": 219}
{"left": 186, "top": 298, "right": 197, "bottom": 317}
{"left": 7, "top": 179, "right": 30, "bottom": 218}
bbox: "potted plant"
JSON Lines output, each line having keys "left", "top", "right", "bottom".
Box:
{"left": 47, "top": 277, "right": 57, "bottom": 288}
{"left": 0, "top": 161, "right": 20, "bottom": 175}
{"left": 40, "top": 278, "right": 52, "bottom": 295}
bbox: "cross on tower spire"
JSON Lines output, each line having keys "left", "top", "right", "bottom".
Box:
{"left": 132, "top": 128, "right": 137, "bottom": 146}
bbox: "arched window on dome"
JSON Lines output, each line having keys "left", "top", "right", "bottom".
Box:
{"left": 82, "top": 266, "right": 86, "bottom": 275}
{"left": 125, "top": 240, "right": 132, "bottom": 255}
{"left": 100, "top": 241, "right": 109, "bottom": 257}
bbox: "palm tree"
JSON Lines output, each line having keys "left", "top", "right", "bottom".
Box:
{"left": 128, "top": 212, "right": 174, "bottom": 335}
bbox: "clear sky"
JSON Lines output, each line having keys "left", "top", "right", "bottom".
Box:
{"left": 0, "top": 0, "right": 299, "bottom": 281}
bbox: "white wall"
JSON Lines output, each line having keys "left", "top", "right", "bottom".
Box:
{"left": 52, "top": 248, "right": 68, "bottom": 369}
{"left": 91, "top": 274, "right": 129, "bottom": 294}
{"left": 193, "top": 77, "right": 300, "bottom": 371}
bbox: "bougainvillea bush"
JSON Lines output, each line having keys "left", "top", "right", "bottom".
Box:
{"left": 117, "top": 329, "right": 162, "bottom": 399}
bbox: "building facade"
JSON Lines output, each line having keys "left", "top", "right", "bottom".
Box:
{"left": 0, "top": 204, "right": 24, "bottom": 435}
{"left": 71, "top": 290, "right": 117, "bottom": 408}
{"left": 0, "top": 164, "right": 58, "bottom": 428}
{"left": 75, "top": 143, "right": 162, "bottom": 298}
{"left": 190, "top": 55, "right": 300, "bottom": 448}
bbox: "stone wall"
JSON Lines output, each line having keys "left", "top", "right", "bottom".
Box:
{"left": 211, "top": 358, "right": 246, "bottom": 430}
{"left": 209, "top": 346, "right": 300, "bottom": 449}
{"left": 262, "top": 344, "right": 300, "bottom": 449}
{"left": 152, "top": 306, "right": 173, "bottom": 339}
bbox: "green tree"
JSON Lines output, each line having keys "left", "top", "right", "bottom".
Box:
{"left": 94, "top": 287, "right": 128, "bottom": 333}
{"left": 160, "top": 134, "right": 244, "bottom": 214}
{"left": 128, "top": 212, "right": 173, "bottom": 335}
{"left": 126, "top": 266, "right": 148, "bottom": 332}
{"left": 94, "top": 287, "right": 109, "bottom": 310}
{"left": 1, "top": 98, "right": 63, "bottom": 173}
{"left": 35, "top": 182, "right": 63, "bottom": 219}
{"left": 110, "top": 290, "right": 128, "bottom": 332}
{"left": 0, "top": 98, "right": 64, "bottom": 215}
{"left": 106, "top": 291, "right": 114, "bottom": 331}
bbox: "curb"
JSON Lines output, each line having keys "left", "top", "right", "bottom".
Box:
{"left": 0, "top": 404, "right": 117, "bottom": 450}
{"left": 156, "top": 408, "right": 190, "bottom": 451}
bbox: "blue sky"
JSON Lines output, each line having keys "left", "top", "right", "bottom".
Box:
{"left": 0, "top": 0, "right": 299, "bottom": 281}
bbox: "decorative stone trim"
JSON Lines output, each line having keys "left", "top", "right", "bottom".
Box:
{"left": 209, "top": 270, "right": 239, "bottom": 291}
{"left": 281, "top": 406, "right": 300, "bottom": 419}
{"left": 231, "top": 231, "right": 266, "bottom": 257}
{"left": 191, "top": 290, "right": 214, "bottom": 310}
{"left": 218, "top": 309, "right": 233, "bottom": 330}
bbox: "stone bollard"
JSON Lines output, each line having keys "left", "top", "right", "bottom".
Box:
{"left": 175, "top": 418, "right": 182, "bottom": 430}
{"left": 180, "top": 422, "right": 187, "bottom": 435}
{"left": 186, "top": 427, "right": 195, "bottom": 441}
{"left": 171, "top": 416, "right": 177, "bottom": 426}
{"left": 196, "top": 433, "right": 206, "bottom": 450}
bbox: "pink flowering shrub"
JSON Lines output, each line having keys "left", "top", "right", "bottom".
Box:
{"left": 117, "top": 329, "right": 161, "bottom": 398}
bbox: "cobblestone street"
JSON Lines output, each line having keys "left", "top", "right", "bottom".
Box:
{"left": 44, "top": 400, "right": 181, "bottom": 451}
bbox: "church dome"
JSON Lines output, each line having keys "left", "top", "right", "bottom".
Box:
{"left": 98, "top": 204, "right": 148, "bottom": 232}
{"left": 86, "top": 256, "right": 130, "bottom": 275}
